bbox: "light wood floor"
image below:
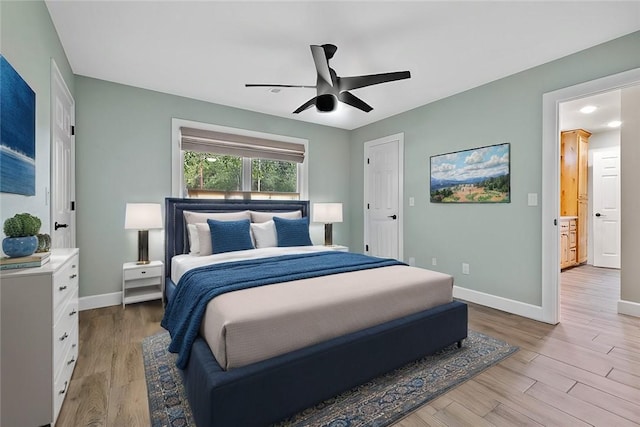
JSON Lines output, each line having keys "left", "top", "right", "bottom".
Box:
{"left": 57, "top": 265, "right": 640, "bottom": 426}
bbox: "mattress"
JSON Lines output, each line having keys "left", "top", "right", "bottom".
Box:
{"left": 172, "top": 248, "right": 454, "bottom": 370}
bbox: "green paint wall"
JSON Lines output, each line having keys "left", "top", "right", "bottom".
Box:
{"left": 74, "top": 76, "right": 351, "bottom": 297}
{"left": 349, "top": 31, "right": 640, "bottom": 307}
{"left": 2, "top": 0, "right": 639, "bottom": 310}
{"left": 0, "top": 0, "right": 74, "bottom": 235}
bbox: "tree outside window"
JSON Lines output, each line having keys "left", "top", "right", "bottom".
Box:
{"left": 183, "top": 151, "right": 298, "bottom": 198}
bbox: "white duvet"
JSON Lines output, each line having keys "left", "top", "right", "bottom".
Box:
{"left": 172, "top": 247, "right": 454, "bottom": 370}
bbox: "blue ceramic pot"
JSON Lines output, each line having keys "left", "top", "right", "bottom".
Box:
{"left": 2, "top": 236, "right": 38, "bottom": 258}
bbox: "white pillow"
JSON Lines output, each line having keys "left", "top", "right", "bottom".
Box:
{"left": 196, "top": 223, "right": 213, "bottom": 256}
{"left": 183, "top": 210, "right": 251, "bottom": 225}
{"left": 250, "top": 210, "right": 301, "bottom": 223}
{"left": 250, "top": 220, "right": 277, "bottom": 248}
{"left": 187, "top": 223, "right": 200, "bottom": 254}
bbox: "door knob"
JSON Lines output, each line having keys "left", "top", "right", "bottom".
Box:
{"left": 55, "top": 221, "right": 68, "bottom": 230}
{"left": 595, "top": 213, "right": 602, "bottom": 217}
{"left": 388, "top": 214, "right": 397, "bottom": 220}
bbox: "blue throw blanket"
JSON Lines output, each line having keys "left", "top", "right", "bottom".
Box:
{"left": 161, "top": 251, "right": 405, "bottom": 369}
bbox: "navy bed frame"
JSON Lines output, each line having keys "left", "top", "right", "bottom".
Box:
{"left": 164, "top": 197, "right": 468, "bottom": 427}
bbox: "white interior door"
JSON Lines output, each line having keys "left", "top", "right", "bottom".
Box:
{"left": 593, "top": 148, "right": 621, "bottom": 268}
{"left": 51, "top": 59, "right": 75, "bottom": 248}
{"left": 364, "top": 134, "right": 403, "bottom": 260}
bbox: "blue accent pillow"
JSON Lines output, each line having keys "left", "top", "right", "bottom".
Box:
{"left": 273, "top": 216, "right": 313, "bottom": 247}
{"left": 207, "top": 219, "right": 254, "bottom": 254}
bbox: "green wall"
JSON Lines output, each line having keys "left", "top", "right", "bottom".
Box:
{"left": 74, "top": 76, "right": 351, "bottom": 298}
{"left": 0, "top": 0, "right": 74, "bottom": 236}
{"left": 3, "top": 0, "right": 639, "bottom": 310}
{"left": 350, "top": 31, "right": 640, "bottom": 307}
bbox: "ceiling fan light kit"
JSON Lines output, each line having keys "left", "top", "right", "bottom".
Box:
{"left": 246, "top": 44, "right": 411, "bottom": 114}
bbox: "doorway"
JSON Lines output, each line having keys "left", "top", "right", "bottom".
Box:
{"left": 364, "top": 133, "right": 404, "bottom": 260}
{"left": 541, "top": 68, "right": 640, "bottom": 324}
{"left": 50, "top": 59, "right": 76, "bottom": 248}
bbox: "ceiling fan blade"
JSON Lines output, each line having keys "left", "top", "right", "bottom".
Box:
{"left": 293, "top": 97, "right": 318, "bottom": 114}
{"left": 338, "top": 91, "right": 373, "bottom": 112}
{"left": 310, "top": 45, "right": 333, "bottom": 87}
{"left": 245, "top": 84, "right": 315, "bottom": 89}
{"left": 338, "top": 71, "right": 411, "bottom": 91}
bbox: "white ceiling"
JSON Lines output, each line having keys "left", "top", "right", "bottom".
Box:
{"left": 45, "top": 1, "right": 640, "bottom": 130}
{"left": 560, "top": 90, "right": 622, "bottom": 134}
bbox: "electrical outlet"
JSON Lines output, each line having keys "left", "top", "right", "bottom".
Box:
{"left": 462, "top": 263, "right": 470, "bottom": 275}
{"left": 431, "top": 257, "right": 437, "bottom": 266}
{"left": 408, "top": 257, "right": 416, "bottom": 266}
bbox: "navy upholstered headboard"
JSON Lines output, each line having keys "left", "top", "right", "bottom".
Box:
{"left": 164, "top": 198, "right": 310, "bottom": 278}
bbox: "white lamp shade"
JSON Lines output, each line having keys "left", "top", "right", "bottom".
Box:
{"left": 312, "top": 203, "right": 343, "bottom": 223}
{"left": 124, "top": 203, "right": 163, "bottom": 230}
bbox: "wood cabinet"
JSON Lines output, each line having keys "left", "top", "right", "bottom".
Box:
{"left": 0, "top": 248, "right": 79, "bottom": 427}
{"left": 561, "top": 129, "right": 590, "bottom": 267}
{"left": 560, "top": 218, "right": 577, "bottom": 269}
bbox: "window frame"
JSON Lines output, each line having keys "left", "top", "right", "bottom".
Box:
{"left": 172, "top": 118, "right": 308, "bottom": 199}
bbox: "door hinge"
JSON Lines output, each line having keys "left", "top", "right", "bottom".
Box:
{"left": 367, "top": 203, "right": 370, "bottom": 209}
{"left": 554, "top": 218, "right": 557, "bottom": 226}
{"left": 365, "top": 244, "right": 369, "bottom": 252}
{"left": 71, "top": 125, "right": 75, "bottom": 136}
{"left": 367, "top": 158, "right": 370, "bottom": 164}
{"left": 71, "top": 201, "right": 75, "bottom": 211}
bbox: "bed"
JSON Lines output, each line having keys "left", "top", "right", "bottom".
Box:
{"left": 163, "top": 197, "right": 468, "bottom": 427}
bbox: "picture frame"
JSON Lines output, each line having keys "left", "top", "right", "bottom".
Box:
{"left": 430, "top": 143, "right": 510, "bottom": 203}
{"left": 0, "top": 55, "right": 36, "bottom": 196}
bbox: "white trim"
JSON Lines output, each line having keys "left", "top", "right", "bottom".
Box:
{"left": 618, "top": 299, "right": 640, "bottom": 318}
{"left": 453, "top": 286, "right": 544, "bottom": 322}
{"left": 171, "top": 118, "right": 309, "bottom": 199}
{"left": 542, "top": 67, "right": 640, "bottom": 324}
{"left": 79, "top": 292, "right": 122, "bottom": 311}
{"left": 363, "top": 133, "right": 404, "bottom": 261}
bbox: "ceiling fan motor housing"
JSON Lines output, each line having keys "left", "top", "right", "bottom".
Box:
{"left": 316, "top": 94, "right": 337, "bottom": 112}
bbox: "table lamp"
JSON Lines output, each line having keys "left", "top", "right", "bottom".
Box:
{"left": 312, "top": 203, "right": 343, "bottom": 246}
{"left": 125, "top": 203, "right": 163, "bottom": 264}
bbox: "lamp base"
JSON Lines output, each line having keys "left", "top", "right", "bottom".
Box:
{"left": 324, "top": 223, "right": 333, "bottom": 246}
{"left": 137, "top": 230, "right": 150, "bottom": 264}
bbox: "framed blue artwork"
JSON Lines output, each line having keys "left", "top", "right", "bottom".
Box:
{"left": 1, "top": 54, "right": 36, "bottom": 196}
{"left": 430, "top": 143, "right": 510, "bottom": 203}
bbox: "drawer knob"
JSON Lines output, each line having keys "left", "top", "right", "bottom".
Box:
{"left": 58, "top": 380, "right": 68, "bottom": 395}
{"left": 59, "top": 332, "right": 69, "bottom": 341}
{"left": 141, "top": 271, "right": 147, "bottom": 274}
{"left": 59, "top": 285, "right": 68, "bottom": 291}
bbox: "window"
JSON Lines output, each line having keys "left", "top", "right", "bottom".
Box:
{"left": 172, "top": 120, "right": 308, "bottom": 200}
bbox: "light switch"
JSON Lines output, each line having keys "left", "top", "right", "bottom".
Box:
{"left": 528, "top": 193, "right": 538, "bottom": 206}
{"left": 409, "top": 197, "right": 415, "bottom": 207}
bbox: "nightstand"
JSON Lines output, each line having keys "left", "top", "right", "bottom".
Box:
{"left": 122, "top": 260, "right": 164, "bottom": 307}
{"left": 327, "top": 245, "right": 349, "bottom": 252}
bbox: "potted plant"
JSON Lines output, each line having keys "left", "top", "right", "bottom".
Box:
{"left": 2, "top": 213, "right": 41, "bottom": 258}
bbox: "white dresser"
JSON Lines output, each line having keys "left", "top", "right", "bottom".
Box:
{"left": 0, "top": 248, "right": 79, "bottom": 427}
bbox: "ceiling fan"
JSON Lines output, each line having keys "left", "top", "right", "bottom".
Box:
{"left": 245, "top": 44, "right": 411, "bottom": 114}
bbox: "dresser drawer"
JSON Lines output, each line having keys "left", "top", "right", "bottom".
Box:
{"left": 53, "top": 255, "right": 79, "bottom": 312}
{"left": 124, "top": 265, "right": 162, "bottom": 281}
{"left": 53, "top": 332, "right": 78, "bottom": 423}
{"left": 53, "top": 293, "right": 78, "bottom": 377}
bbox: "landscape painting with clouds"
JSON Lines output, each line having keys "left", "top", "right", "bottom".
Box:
{"left": 430, "top": 143, "right": 510, "bottom": 203}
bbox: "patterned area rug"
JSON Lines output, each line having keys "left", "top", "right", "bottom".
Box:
{"left": 143, "top": 330, "right": 517, "bottom": 427}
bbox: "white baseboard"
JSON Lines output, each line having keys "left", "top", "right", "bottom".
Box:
{"left": 453, "top": 285, "right": 545, "bottom": 322}
{"left": 79, "top": 292, "right": 121, "bottom": 311}
{"left": 618, "top": 299, "right": 640, "bottom": 318}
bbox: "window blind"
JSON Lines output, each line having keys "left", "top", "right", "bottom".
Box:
{"left": 180, "top": 127, "right": 305, "bottom": 163}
